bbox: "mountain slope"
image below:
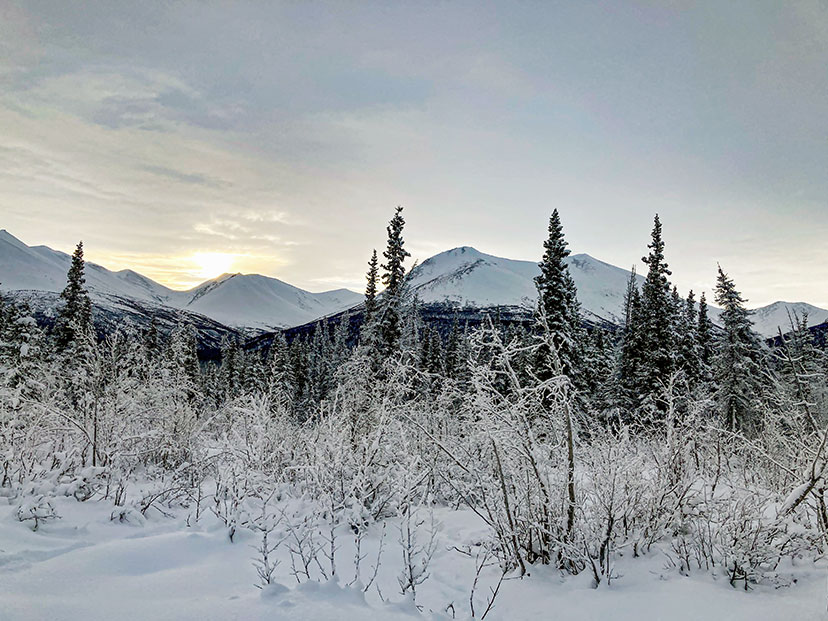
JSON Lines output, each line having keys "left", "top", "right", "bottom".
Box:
{"left": 0, "top": 230, "right": 361, "bottom": 330}
{"left": 0, "top": 229, "right": 182, "bottom": 304}
{"left": 750, "top": 301, "right": 828, "bottom": 338}
{"left": 3, "top": 230, "right": 824, "bottom": 336}
{"left": 185, "top": 273, "right": 362, "bottom": 330}
{"left": 407, "top": 246, "right": 828, "bottom": 337}
{"left": 408, "top": 246, "right": 643, "bottom": 325}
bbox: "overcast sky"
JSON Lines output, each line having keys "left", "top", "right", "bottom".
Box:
{"left": 1, "top": 1, "right": 826, "bottom": 305}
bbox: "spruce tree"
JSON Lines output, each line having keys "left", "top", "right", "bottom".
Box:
{"left": 533, "top": 209, "right": 583, "bottom": 384}
{"left": 378, "top": 206, "right": 411, "bottom": 356}
{"left": 697, "top": 291, "right": 714, "bottom": 383}
{"left": 143, "top": 315, "right": 161, "bottom": 362}
{"left": 56, "top": 241, "right": 92, "bottom": 349}
{"left": 618, "top": 269, "right": 646, "bottom": 412}
{"left": 444, "top": 316, "right": 463, "bottom": 380}
{"left": 713, "top": 266, "right": 765, "bottom": 432}
{"left": 678, "top": 290, "right": 701, "bottom": 387}
{"left": 267, "top": 331, "right": 295, "bottom": 409}
{"left": 219, "top": 335, "right": 240, "bottom": 400}
{"left": 365, "top": 249, "right": 379, "bottom": 323}
{"left": 639, "top": 215, "right": 675, "bottom": 409}
{"left": 582, "top": 327, "right": 616, "bottom": 411}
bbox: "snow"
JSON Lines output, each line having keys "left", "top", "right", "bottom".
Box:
{"left": 0, "top": 495, "right": 823, "bottom": 620}
{"left": 3, "top": 229, "right": 827, "bottom": 336}
{"left": 750, "top": 301, "right": 828, "bottom": 339}
{"left": 408, "top": 247, "right": 645, "bottom": 325}
{"left": 781, "top": 481, "right": 813, "bottom": 515}
{"left": 0, "top": 230, "right": 361, "bottom": 331}
{"left": 184, "top": 273, "right": 361, "bottom": 330}
{"left": 407, "top": 247, "right": 828, "bottom": 336}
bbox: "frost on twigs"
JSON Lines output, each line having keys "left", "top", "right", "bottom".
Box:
{"left": 16, "top": 495, "right": 59, "bottom": 531}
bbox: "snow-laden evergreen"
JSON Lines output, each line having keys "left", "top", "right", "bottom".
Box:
{"left": 1, "top": 210, "right": 827, "bottom": 619}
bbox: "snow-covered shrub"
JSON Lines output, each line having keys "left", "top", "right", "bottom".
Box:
{"left": 16, "top": 495, "right": 59, "bottom": 530}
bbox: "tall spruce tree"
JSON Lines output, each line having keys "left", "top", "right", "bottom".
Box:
{"left": 677, "top": 290, "right": 702, "bottom": 387}
{"left": 697, "top": 291, "right": 714, "bottom": 383}
{"left": 533, "top": 209, "right": 583, "bottom": 384}
{"left": 639, "top": 215, "right": 675, "bottom": 408}
{"left": 267, "top": 331, "right": 295, "bottom": 409}
{"left": 713, "top": 266, "right": 765, "bottom": 432}
{"left": 378, "top": 206, "right": 410, "bottom": 355}
{"left": 618, "top": 268, "right": 646, "bottom": 412}
{"left": 364, "top": 249, "right": 379, "bottom": 323}
{"left": 582, "top": 327, "right": 616, "bottom": 411}
{"left": 56, "top": 241, "right": 92, "bottom": 349}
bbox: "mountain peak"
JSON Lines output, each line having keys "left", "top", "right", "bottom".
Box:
{"left": 0, "top": 229, "right": 30, "bottom": 251}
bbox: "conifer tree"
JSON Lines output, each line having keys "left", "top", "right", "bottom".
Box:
{"left": 166, "top": 322, "right": 202, "bottom": 407}
{"left": 56, "top": 241, "right": 92, "bottom": 349}
{"left": 443, "top": 316, "right": 465, "bottom": 380}
{"left": 0, "top": 295, "right": 43, "bottom": 395}
{"left": 713, "top": 266, "right": 765, "bottom": 432}
{"left": 618, "top": 269, "right": 646, "bottom": 412}
{"left": 378, "top": 206, "right": 411, "bottom": 356}
{"left": 219, "top": 335, "right": 241, "bottom": 400}
{"left": 365, "top": 249, "right": 379, "bottom": 323}
{"left": 143, "top": 315, "right": 161, "bottom": 362}
{"left": 582, "top": 327, "right": 616, "bottom": 411}
{"left": 677, "top": 290, "right": 701, "bottom": 387}
{"left": 697, "top": 291, "right": 714, "bottom": 383}
{"left": 638, "top": 215, "right": 675, "bottom": 409}
{"left": 533, "top": 209, "right": 583, "bottom": 384}
{"left": 267, "top": 331, "right": 295, "bottom": 408}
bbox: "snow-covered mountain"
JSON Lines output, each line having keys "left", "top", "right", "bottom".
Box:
{"left": 408, "top": 246, "right": 828, "bottom": 337}
{"left": 0, "top": 230, "right": 361, "bottom": 330}
{"left": 408, "top": 246, "right": 643, "bottom": 325}
{"left": 182, "top": 273, "right": 362, "bottom": 330}
{"left": 0, "top": 229, "right": 182, "bottom": 304}
{"left": 3, "top": 230, "right": 825, "bottom": 337}
{"left": 750, "top": 301, "right": 828, "bottom": 338}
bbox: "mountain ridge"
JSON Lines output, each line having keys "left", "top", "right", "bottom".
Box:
{"left": 2, "top": 230, "right": 825, "bottom": 337}
{"left": 0, "top": 230, "right": 362, "bottom": 330}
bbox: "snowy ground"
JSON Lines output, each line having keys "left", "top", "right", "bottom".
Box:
{"left": 0, "top": 496, "right": 824, "bottom": 621}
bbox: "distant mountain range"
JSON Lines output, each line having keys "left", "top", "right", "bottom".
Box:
{"left": 1, "top": 229, "right": 826, "bottom": 339}
{"left": 0, "top": 230, "right": 362, "bottom": 331}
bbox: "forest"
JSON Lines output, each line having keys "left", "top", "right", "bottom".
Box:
{"left": 1, "top": 207, "right": 826, "bottom": 617}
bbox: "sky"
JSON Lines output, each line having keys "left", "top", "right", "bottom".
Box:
{"left": 1, "top": 1, "right": 826, "bottom": 306}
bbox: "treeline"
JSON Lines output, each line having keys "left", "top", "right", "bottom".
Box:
{"left": 1, "top": 208, "right": 826, "bottom": 595}
{"left": 2, "top": 208, "right": 826, "bottom": 433}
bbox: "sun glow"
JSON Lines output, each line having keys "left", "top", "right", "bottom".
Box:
{"left": 192, "top": 252, "right": 235, "bottom": 279}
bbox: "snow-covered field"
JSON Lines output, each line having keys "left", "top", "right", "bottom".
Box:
{"left": 1, "top": 495, "right": 823, "bottom": 621}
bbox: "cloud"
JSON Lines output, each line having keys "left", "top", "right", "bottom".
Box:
{"left": 141, "top": 165, "right": 229, "bottom": 189}
{"left": 2, "top": 1, "right": 827, "bottom": 304}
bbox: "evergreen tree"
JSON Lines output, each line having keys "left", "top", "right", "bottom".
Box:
{"left": 378, "top": 206, "right": 411, "bottom": 356}
{"left": 365, "top": 249, "right": 379, "bottom": 323}
{"left": 0, "top": 295, "right": 44, "bottom": 397}
{"left": 638, "top": 215, "right": 675, "bottom": 409}
{"left": 677, "top": 290, "right": 701, "bottom": 387}
{"left": 56, "top": 241, "right": 92, "bottom": 349}
{"left": 419, "top": 325, "right": 444, "bottom": 375}
{"left": 618, "top": 268, "right": 645, "bottom": 412}
{"left": 533, "top": 209, "right": 583, "bottom": 384}
{"left": 582, "top": 327, "right": 616, "bottom": 411}
{"left": 267, "top": 331, "right": 295, "bottom": 411}
{"left": 167, "top": 321, "right": 202, "bottom": 408}
{"left": 219, "top": 335, "right": 241, "bottom": 400}
{"left": 697, "top": 291, "right": 714, "bottom": 383}
{"left": 143, "top": 315, "right": 161, "bottom": 362}
{"left": 713, "top": 266, "right": 765, "bottom": 432}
